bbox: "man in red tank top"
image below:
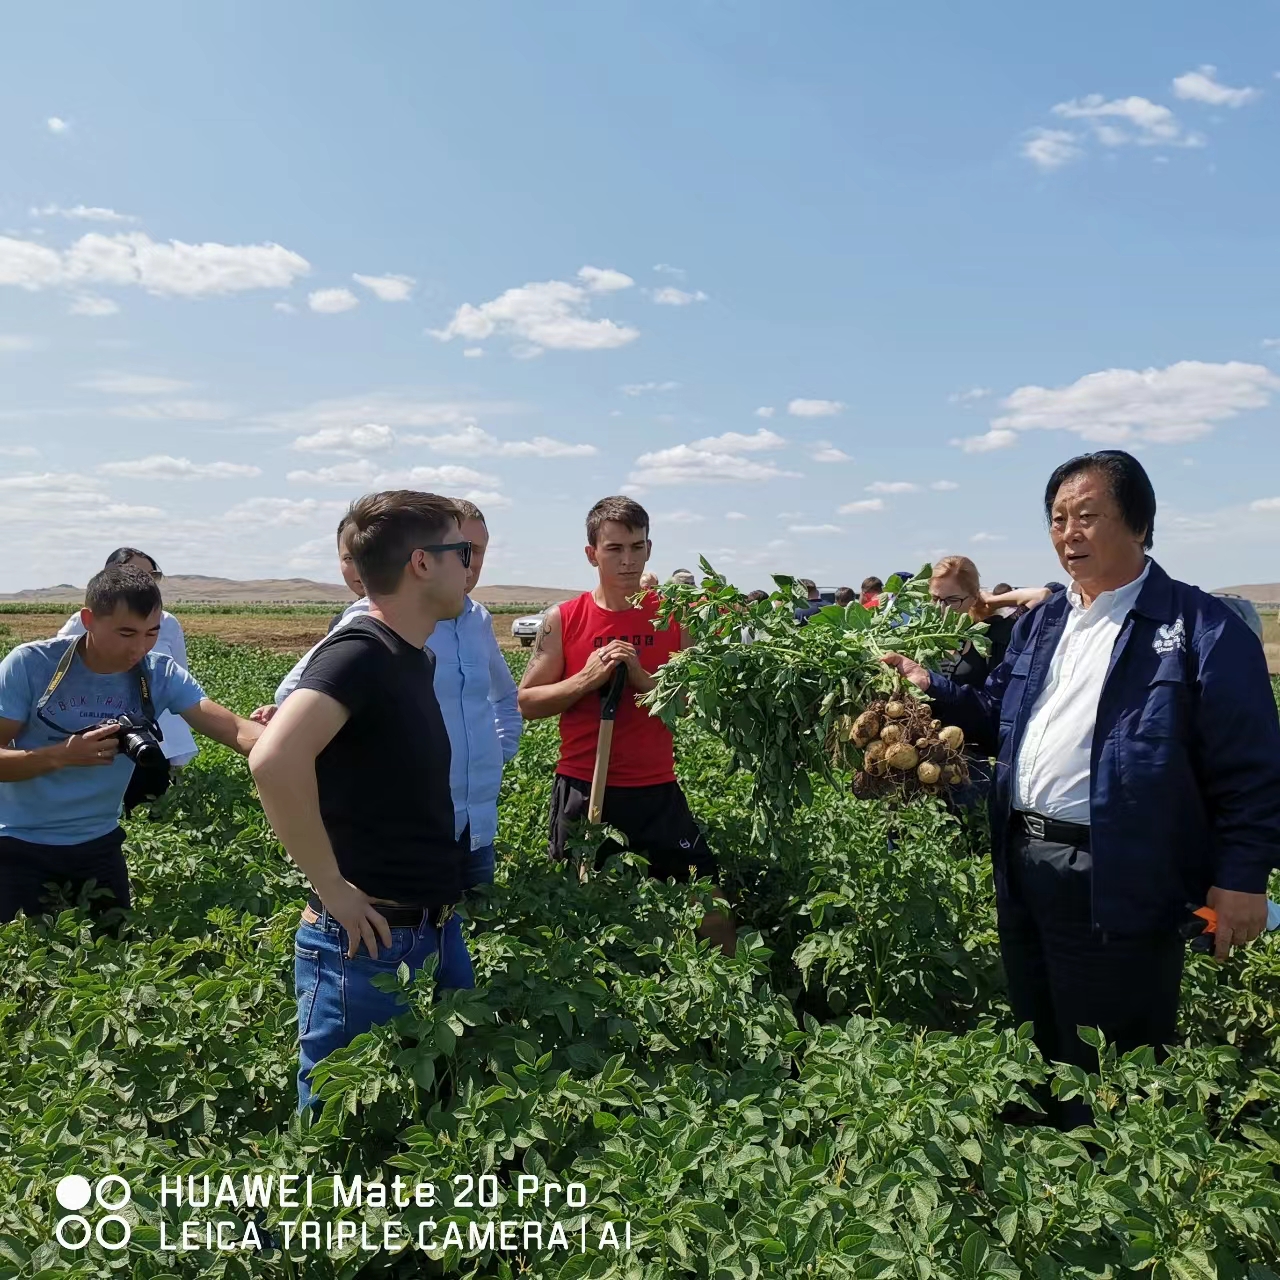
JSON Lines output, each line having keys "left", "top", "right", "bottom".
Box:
{"left": 518, "top": 496, "right": 735, "bottom": 952}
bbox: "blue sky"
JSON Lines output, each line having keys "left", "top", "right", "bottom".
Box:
{"left": 2, "top": 1, "right": 1279, "bottom": 595}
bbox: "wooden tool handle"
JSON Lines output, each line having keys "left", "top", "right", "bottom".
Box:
{"left": 588, "top": 720, "right": 615, "bottom": 823}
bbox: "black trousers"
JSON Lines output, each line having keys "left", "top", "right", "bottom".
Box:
{"left": 0, "top": 828, "right": 131, "bottom": 926}
{"left": 998, "top": 830, "right": 1185, "bottom": 1129}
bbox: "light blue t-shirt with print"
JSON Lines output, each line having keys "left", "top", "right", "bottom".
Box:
{"left": 0, "top": 637, "right": 206, "bottom": 845}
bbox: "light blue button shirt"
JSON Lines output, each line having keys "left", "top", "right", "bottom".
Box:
{"left": 274, "top": 597, "right": 521, "bottom": 848}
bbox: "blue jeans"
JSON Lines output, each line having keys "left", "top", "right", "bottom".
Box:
{"left": 294, "top": 907, "right": 475, "bottom": 1112}
{"left": 462, "top": 842, "right": 496, "bottom": 889}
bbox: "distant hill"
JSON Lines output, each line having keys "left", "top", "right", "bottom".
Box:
{"left": 0, "top": 575, "right": 579, "bottom": 607}
{"left": 1213, "top": 584, "right": 1280, "bottom": 606}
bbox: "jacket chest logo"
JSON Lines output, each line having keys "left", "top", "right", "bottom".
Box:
{"left": 1152, "top": 617, "right": 1185, "bottom": 655}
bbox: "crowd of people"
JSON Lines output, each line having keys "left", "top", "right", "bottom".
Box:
{"left": 0, "top": 448, "right": 1277, "bottom": 1129}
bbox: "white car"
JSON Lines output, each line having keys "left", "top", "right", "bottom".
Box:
{"left": 510, "top": 609, "right": 547, "bottom": 647}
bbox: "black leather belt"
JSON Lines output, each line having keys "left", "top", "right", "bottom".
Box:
{"left": 306, "top": 890, "right": 455, "bottom": 929}
{"left": 1014, "top": 811, "right": 1091, "bottom": 850}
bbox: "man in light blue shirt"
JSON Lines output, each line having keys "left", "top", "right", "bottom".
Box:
{"left": 262, "top": 500, "right": 521, "bottom": 887}
{"left": 0, "top": 566, "right": 262, "bottom": 923}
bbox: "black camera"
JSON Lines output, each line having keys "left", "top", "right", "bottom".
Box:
{"left": 110, "top": 713, "right": 166, "bottom": 769}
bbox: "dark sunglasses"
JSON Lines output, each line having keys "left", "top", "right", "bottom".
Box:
{"left": 415, "top": 541, "right": 473, "bottom": 569}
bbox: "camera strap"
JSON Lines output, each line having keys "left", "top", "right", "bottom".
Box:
{"left": 35, "top": 635, "right": 157, "bottom": 725}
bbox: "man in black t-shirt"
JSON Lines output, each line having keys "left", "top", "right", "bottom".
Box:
{"left": 250, "top": 489, "right": 473, "bottom": 1112}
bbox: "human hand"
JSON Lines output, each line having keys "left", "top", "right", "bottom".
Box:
{"left": 315, "top": 877, "right": 394, "bottom": 959}
{"left": 880, "top": 652, "right": 932, "bottom": 692}
{"left": 599, "top": 639, "right": 645, "bottom": 686}
{"left": 580, "top": 642, "right": 632, "bottom": 691}
{"left": 1206, "top": 886, "right": 1268, "bottom": 961}
{"left": 250, "top": 704, "right": 278, "bottom": 725}
{"left": 57, "top": 723, "right": 121, "bottom": 769}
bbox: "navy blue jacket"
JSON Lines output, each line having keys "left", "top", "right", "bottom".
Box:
{"left": 928, "top": 559, "right": 1280, "bottom": 933}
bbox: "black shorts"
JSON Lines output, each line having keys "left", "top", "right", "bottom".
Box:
{"left": 0, "top": 827, "right": 130, "bottom": 926}
{"left": 548, "top": 775, "right": 719, "bottom": 884}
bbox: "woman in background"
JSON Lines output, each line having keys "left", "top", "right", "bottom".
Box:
{"left": 57, "top": 547, "right": 199, "bottom": 767}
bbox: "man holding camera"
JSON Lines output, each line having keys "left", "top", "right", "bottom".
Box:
{"left": 0, "top": 565, "right": 262, "bottom": 924}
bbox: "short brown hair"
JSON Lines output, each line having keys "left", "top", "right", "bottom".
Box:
{"left": 860, "top": 576, "right": 883, "bottom": 595}
{"left": 86, "top": 565, "right": 162, "bottom": 617}
{"left": 586, "top": 495, "right": 649, "bottom": 546}
{"left": 343, "top": 490, "right": 462, "bottom": 595}
{"left": 834, "top": 586, "right": 855, "bottom": 605}
{"left": 452, "top": 498, "right": 486, "bottom": 525}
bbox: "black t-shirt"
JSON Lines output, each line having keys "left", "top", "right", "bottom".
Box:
{"left": 936, "top": 612, "right": 1017, "bottom": 689}
{"left": 295, "top": 614, "right": 462, "bottom": 907}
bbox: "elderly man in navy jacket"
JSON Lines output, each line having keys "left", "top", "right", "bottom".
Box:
{"left": 886, "top": 449, "right": 1280, "bottom": 1128}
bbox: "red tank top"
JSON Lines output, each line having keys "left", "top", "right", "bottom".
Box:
{"left": 556, "top": 591, "right": 679, "bottom": 787}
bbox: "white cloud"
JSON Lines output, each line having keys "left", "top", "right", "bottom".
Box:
{"left": 47, "top": 117, "right": 69, "bottom": 134}
{"left": 308, "top": 287, "right": 359, "bottom": 314}
{"left": 951, "top": 428, "right": 1019, "bottom": 453}
{"left": 1172, "top": 65, "right": 1260, "bottom": 108}
{"left": 31, "top": 204, "right": 136, "bottom": 223}
{"left": 866, "top": 480, "right": 920, "bottom": 494}
{"left": 788, "top": 398, "right": 844, "bottom": 417}
{"left": 651, "top": 286, "right": 708, "bottom": 306}
{"left": 1050, "top": 94, "right": 1203, "bottom": 150}
{"left": 109, "top": 399, "right": 231, "bottom": 421}
{"left": 788, "top": 523, "right": 842, "bottom": 534}
{"left": 430, "top": 267, "right": 638, "bottom": 353}
{"left": 653, "top": 264, "right": 686, "bottom": 278}
{"left": 0, "top": 335, "right": 38, "bottom": 352}
{"left": 0, "top": 231, "right": 310, "bottom": 297}
{"left": 0, "top": 470, "right": 103, "bottom": 496}
{"left": 930, "top": 480, "right": 960, "bottom": 491}
{"left": 99, "top": 455, "right": 262, "bottom": 481}
{"left": 222, "top": 496, "right": 347, "bottom": 527}
{"left": 81, "top": 373, "right": 192, "bottom": 394}
{"left": 463, "top": 347, "right": 484, "bottom": 358}
{"left": 274, "top": 301, "right": 297, "bottom": 315}
{"left": 286, "top": 460, "right": 499, "bottom": 488}
{"left": 970, "top": 532, "right": 1007, "bottom": 544}
{"left": 402, "top": 422, "right": 597, "bottom": 459}
{"left": 1249, "top": 496, "right": 1280, "bottom": 512}
{"left": 1022, "top": 128, "right": 1084, "bottom": 171}
{"left": 620, "top": 381, "right": 680, "bottom": 396}
{"left": 754, "top": 406, "right": 776, "bottom": 418}
{"left": 725, "top": 511, "right": 748, "bottom": 520}
{"left": 992, "top": 360, "right": 1278, "bottom": 445}
{"left": 1262, "top": 338, "right": 1280, "bottom": 350}
{"left": 68, "top": 293, "right": 119, "bottom": 316}
{"left": 627, "top": 443, "right": 801, "bottom": 486}
{"left": 258, "top": 392, "right": 521, "bottom": 437}
{"left": 292, "top": 423, "right": 397, "bottom": 455}
{"left": 577, "top": 266, "right": 634, "bottom": 293}
{"left": 0, "top": 445, "right": 38, "bottom": 457}
{"left": 810, "top": 443, "right": 851, "bottom": 463}
{"left": 949, "top": 386, "right": 992, "bottom": 404}
{"left": 353, "top": 272, "right": 415, "bottom": 302}
{"left": 689, "top": 428, "right": 785, "bottom": 454}
{"left": 660, "top": 510, "right": 706, "bottom": 524}
{"left": 837, "top": 498, "right": 885, "bottom": 514}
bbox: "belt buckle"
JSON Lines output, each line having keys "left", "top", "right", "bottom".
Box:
{"left": 435, "top": 903, "right": 454, "bottom": 929}
{"left": 1023, "top": 813, "right": 1046, "bottom": 840}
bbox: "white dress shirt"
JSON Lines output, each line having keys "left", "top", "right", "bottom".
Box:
{"left": 1012, "top": 560, "right": 1151, "bottom": 823}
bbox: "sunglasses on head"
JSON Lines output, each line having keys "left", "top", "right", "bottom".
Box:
{"left": 414, "top": 541, "right": 473, "bottom": 569}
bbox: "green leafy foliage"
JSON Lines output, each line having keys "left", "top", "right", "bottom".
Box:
{"left": 0, "top": 636, "right": 1277, "bottom": 1279}
{"left": 643, "top": 560, "right": 990, "bottom": 848}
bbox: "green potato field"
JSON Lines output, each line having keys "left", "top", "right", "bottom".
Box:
{"left": 3, "top": 633, "right": 1280, "bottom": 1279}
